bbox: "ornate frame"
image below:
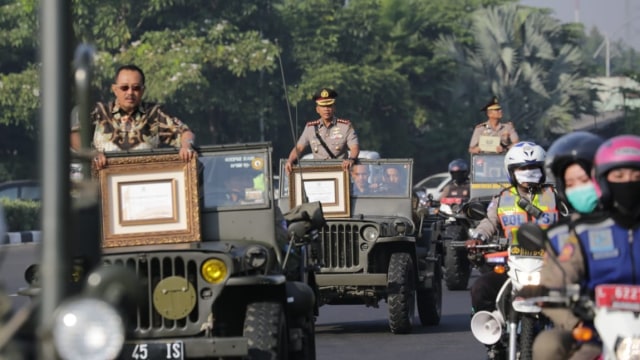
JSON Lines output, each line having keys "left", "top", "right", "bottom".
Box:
{"left": 289, "top": 165, "right": 350, "bottom": 218}
{"left": 98, "top": 154, "right": 201, "bottom": 248}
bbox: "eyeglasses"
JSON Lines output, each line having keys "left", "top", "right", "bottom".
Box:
{"left": 115, "top": 84, "right": 144, "bottom": 92}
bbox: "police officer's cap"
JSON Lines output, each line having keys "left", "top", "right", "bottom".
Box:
{"left": 313, "top": 88, "right": 338, "bottom": 106}
{"left": 480, "top": 97, "right": 501, "bottom": 112}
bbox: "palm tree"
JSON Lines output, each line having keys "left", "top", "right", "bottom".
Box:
{"left": 438, "top": 3, "right": 591, "bottom": 144}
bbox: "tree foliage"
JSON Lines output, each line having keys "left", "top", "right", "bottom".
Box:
{"left": 0, "top": 0, "right": 628, "bottom": 182}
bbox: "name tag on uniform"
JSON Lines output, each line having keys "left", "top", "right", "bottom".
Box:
{"left": 479, "top": 136, "right": 500, "bottom": 152}
{"left": 588, "top": 228, "right": 618, "bottom": 260}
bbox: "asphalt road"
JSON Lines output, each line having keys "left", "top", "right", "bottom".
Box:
{"left": 315, "top": 272, "right": 487, "bottom": 360}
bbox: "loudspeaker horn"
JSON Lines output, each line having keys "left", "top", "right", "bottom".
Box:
{"left": 470, "top": 310, "right": 504, "bottom": 345}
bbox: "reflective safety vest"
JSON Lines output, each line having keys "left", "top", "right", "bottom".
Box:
{"left": 497, "top": 186, "right": 559, "bottom": 245}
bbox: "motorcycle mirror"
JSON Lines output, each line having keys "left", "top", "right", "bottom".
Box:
{"left": 464, "top": 201, "right": 486, "bottom": 221}
{"left": 516, "top": 223, "right": 547, "bottom": 251}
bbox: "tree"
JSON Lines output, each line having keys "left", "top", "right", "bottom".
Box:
{"left": 436, "top": 3, "right": 592, "bottom": 147}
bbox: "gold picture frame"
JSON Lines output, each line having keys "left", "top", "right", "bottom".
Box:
{"left": 478, "top": 135, "right": 500, "bottom": 153}
{"left": 289, "top": 166, "right": 350, "bottom": 218}
{"left": 98, "top": 154, "right": 201, "bottom": 248}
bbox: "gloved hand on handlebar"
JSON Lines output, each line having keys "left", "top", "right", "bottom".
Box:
{"left": 464, "top": 239, "right": 483, "bottom": 248}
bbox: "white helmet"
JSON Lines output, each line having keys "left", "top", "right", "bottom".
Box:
{"left": 504, "top": 141, "right": 546, "bottom": 186}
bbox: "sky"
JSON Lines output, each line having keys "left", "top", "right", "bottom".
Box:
{"left": 519, "top": 0, "right": 640, "bottom": 50}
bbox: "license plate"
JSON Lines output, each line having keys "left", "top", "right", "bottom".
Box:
{"left": 121, "top": 341, "right": 184, "bottom": 360}
{"left": 596, "top": 284, "right": 640, "bottom": 310}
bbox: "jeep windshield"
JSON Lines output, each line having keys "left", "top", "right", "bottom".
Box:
{"left": 279, "top": 161, "right": 412, "bottom": 198}
{"left": 470, "top": 154, "right": 508, "bottom": 184}
{"left": 200, "top": 151, "right": 270, "bottom": 208}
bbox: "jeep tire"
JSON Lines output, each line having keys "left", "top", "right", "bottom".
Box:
{"left": 443, "top": 246, "right": 471, "bottom": 290}
{"left": 387, "top": 252, "right": 415, "bottom": 334}
{"left": 243, "top": 302, "right": 288, "bottom": 360}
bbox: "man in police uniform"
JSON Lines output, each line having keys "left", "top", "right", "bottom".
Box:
{"left": 285, "top": 88, "right": 360, "bottom": 173}
{"left": 468, "top": 97, "right": 519, "bottom": 154}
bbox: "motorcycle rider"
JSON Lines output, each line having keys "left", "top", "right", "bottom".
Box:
{"left": 440, "top": 158, "right": 470, "bottom": 200}
{"left": 530, "top": 134, "right": 640, "bottom": 360}
{"left": 465, "top": 141, "right": 566, "bottom": 358}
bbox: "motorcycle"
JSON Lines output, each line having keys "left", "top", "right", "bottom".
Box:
{"left": 468, "top": 237, "right": 548, "bottom": 360}
{"left": 517, "top": 223, "right": 640, "bottom": 360}
{"left": 437, "top": 197, "right": 477, "bottom": 290}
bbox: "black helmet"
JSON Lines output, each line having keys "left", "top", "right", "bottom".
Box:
{"left": 448, "top": 158, "right": 469, "bottom": 184}
{"left": 545, "top": 131, "right": 604, "bottom": 197}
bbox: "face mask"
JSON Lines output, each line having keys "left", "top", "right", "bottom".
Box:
{"left": 565, "top": 183, "right": 598, "bottom": 213}
{"left": 514, "top": 168, "right": 543, "bottom": 185}
{"left": 609, "top": 180, "right": 640, "bottom": 217}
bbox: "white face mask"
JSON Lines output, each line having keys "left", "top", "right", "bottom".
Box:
{"left": 514, "top": 168, "right": 543, "bottom": 184}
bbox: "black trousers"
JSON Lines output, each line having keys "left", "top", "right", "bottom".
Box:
{"left": 470, "top": 271, "right": 509, "bottom": 313}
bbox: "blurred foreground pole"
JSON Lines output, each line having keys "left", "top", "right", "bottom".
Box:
{"left": 39, "top": 0, "right": 72, "bottom": 358}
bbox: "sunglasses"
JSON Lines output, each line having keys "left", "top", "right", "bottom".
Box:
{"left": 115, "top": 84, "right": 144, "bottom": 92}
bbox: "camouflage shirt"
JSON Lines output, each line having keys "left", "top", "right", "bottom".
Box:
{"left": 78, "top": 101, "right": 191, "bottom": 152}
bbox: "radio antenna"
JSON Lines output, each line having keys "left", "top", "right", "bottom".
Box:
{"left": 275, "top": 42, "right": 308, "bottom": 203}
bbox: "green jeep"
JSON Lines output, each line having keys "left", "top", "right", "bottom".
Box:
{"left": 278, "top": 158, "right": 442, "bottom": 334}
{"left": 23, "top": 143, "right": 320, "bottom": 360}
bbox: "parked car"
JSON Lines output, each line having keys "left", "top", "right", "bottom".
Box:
{"left": 0, "top": 180, "right": 41, "bottom": 201}
{"left": 413, "top": 172, "right": 451, "bottom": 201}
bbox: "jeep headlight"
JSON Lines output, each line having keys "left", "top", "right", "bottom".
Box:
{"left": 615, "top": 337, "right": 640, "bottom": 359}
{"left": 362, "top": 226, "right": 379, "bottom": 241}
{"left": 201, "top": 258, "right": 228, "bottom": 284}
{"left": 53, "top": 297, "right": 124, "bottom": 360}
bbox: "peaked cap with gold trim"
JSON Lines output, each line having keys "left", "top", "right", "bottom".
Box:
{"left": 313, "top": 88, "right": 338, "bottom": 106}
{"left": 480, "top": 96, "right": 501, "bottom": 112}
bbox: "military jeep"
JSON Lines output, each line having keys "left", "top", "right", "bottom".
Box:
{"left": 278, "top": 158, "right": 442, "bottom": 334}
{"left": 24, "top": 143, "right": 319, "bottom": 360}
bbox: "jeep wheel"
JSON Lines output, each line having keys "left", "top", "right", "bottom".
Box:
{"left": 417, "top": 265, "right": 442, "bottom": 326}
{"left": 387, "top": 252, "right": 415, "bottom": 334}
{"left": 444, "top": 247, "right": 471, "bottom": 290}
{"left": 243, "top": 302, "right": 288, "bottom": 360}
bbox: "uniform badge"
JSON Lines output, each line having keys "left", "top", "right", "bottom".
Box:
{"left": 557, "top": 243, "right": 574, "bottom": 262}
{"left": 587, "top": 228, "right": 618, "bottom": 259}
{"left": 330, "top": 127, "right": 343, "bottom": 140}
{"left": 321, "top": 89, "right": 329, "bottom": 98}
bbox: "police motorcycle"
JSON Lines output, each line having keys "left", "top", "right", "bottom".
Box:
{"left": 462, "top": 210, "right": 548, "bottom": 360}
{"left": 436, "top": 196, "right": 477, "bottom": 290}
{"left": 468, "top": 237, "right": 546, "bottom": 360}
{"left": 518, "top": 223, "right": 640, "bottom": 360}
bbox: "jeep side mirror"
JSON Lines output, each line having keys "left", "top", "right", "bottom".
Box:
{"left": 516, "top": 223, "right": 547, "bottom": 251}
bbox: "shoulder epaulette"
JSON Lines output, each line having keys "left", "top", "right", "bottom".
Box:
{"left": 475, "top": 122, "right": 486, "bottom": 128}
{"left": 306, "top": 120, "right": 321, "bottom": 127}
{"left": 337, "top": 118, "right": 351, "bottom": 125}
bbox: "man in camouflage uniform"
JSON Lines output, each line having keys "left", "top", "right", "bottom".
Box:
{"left": 468, "top": 97, "right": 519, "bottom": 154}
{"left": 285, "top": 88, "right": 360, "bottom": 173}
{"left": 70, "top": 64, "right": 196, "bottom": 169}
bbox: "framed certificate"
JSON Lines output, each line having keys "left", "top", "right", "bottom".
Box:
{"left": 290, "top": 166, "right": 350, "bottom": 218}
{"left": 478, "top": 135, "right": 500, "bottom": 153}
{"left": 98, "top": 154, "right": 201, "bottom": 248}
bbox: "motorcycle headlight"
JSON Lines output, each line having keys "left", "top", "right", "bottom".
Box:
{"left": 53, "top": 297, "right": 124, "bottom": 360}
{"left": 515, "top": 270, "right": 541, "bottom": 286}
{"left": 615, "top": 337, "right": 640, "bottom": 360}
{"left": 362, "top": 226, "right": 379, "bottom": 241}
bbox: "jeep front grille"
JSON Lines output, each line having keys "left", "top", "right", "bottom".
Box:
{"left": 318, "top": 223, "right": 362, "bottom": 271}
{"left": 103, "top": 254, "right": 205, "bottom": 337}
